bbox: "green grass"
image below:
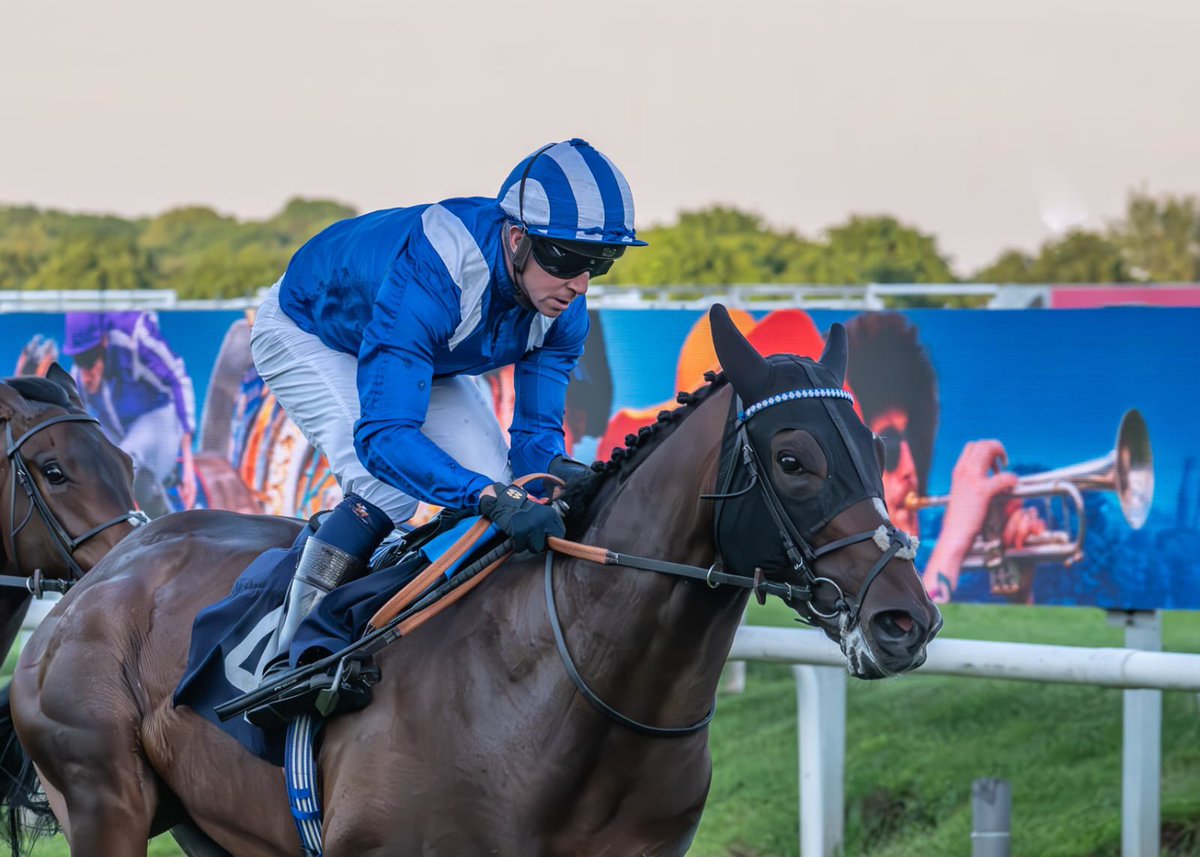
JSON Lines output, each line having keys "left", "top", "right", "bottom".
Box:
{"left": 688, "top": 602, "right": 1200, "bottom": 857}
{"left": 15, "top": 604, "right": 1200, "bottom": 856}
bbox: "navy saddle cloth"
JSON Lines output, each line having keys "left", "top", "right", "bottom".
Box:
{"left": 173, "top": 515, "right": 496, "bottom": 766}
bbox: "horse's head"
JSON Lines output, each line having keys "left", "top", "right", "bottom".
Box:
{"left": 708, "top": 305, "right": 941, "bottom": 678}
{"left": 0, "top": 364, "right": 143, "bottom": 579}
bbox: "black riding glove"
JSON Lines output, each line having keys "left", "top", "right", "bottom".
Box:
{"left": 478, "top": 482, "right": 565, "bottom": 554}
{"left": 548, "top": 454, "right": 591, "bottom": 486}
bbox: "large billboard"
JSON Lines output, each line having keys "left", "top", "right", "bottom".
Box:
{"left": 6, "top": 306, "right": 1195, "bottom": 611}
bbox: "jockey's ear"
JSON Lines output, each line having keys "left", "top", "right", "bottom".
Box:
{"left": 0, "top": 383, "right": 36, "bottom": 422}
{"left": 45, "top": 363, "right": 85, "bottom": 411}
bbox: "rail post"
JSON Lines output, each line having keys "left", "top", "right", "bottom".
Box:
{"left": 794, "top": 664, "right": 846, "bottom": 857}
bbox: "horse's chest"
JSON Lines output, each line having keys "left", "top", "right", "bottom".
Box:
{"left": 530, "top": 744, "right": 711, "bottom": 857}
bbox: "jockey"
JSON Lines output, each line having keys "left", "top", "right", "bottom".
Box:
{"left": 248, "top": 138, "right": 645, "bottom": 689}
{"left": 63, "top": 311, "right": 197, "bottom": 517}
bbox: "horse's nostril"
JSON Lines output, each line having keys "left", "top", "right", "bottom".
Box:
{"left": 872, "top": 610, "right": 923, "bottom": 651}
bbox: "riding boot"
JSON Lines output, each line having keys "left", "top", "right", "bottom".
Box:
{"left": 258, "top": 536, "right": 365, "bottom": 674}
{"left": 245, "top": 493, "right": 393, "bottom": 729}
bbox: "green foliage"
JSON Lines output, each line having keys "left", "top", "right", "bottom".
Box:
{"left": 1027, "top": 230, "right": 1129, "bottom": 284}
{"left": 810, "top": 215, "right": 956, "bottom": 285}
{"left": 605, "top": 208, "right": 955, "bottom": 288}
{"left": 1116, "top": 190, "right": 1200, "bottom": 282}
{"left": 4, "top": 189, "right": 1200, "bottom": 299}
{"left": 0, "top": 198, "right": 357, "bottom": 297}
{"left": 973, "top": 249, "right": 1037, "bottom": 284}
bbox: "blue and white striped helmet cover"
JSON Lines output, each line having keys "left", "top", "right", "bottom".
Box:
{"left": 497, "top": 138, "right": 647, "bottom": 246}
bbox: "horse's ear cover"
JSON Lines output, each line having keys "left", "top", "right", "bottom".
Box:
{"left": 710, "top": 304, "right": 768, "bottom": 405}
{"left": 0, "top": 382, "right": 34, "bottom": 419}
{"left": 818, "top": 323, "right": 848, "bottom": 387}
{"left": 45, "top": 363, "right": 85, "bottom": 410}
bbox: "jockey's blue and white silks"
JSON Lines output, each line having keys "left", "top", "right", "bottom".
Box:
{"left": 276, "top": 197, "right": 589, "bottom": 511}
{"left": 68, "top": 311, "right": 196, "bottom": 439}
{"left": 497, "top": 138, "right": 646, "bottom": 246}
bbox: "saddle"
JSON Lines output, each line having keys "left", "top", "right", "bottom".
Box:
{"left": 232, "top": 507, "right": 508, "bottom": 728}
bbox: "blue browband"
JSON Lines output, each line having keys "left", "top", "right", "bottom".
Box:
{"left": 738, "top": 388, "right": 855, "bottom": 423}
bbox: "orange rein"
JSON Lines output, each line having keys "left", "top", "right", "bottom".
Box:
{"left": 367, "top": 472, "right": 571, "bottom": 633}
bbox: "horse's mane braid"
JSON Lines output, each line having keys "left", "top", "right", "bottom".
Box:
{"left": 560, "top": 370, "right": 728, "bottom": 536}
{"left": 3, "top": 377, "right": 73, "bottom": 410}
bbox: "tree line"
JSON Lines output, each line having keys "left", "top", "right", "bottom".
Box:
{"left": 0, "top": 191, "right": 1197, "bottom": 299}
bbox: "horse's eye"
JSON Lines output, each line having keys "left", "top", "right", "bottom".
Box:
{"left": 40, "top": 462, "right": 67, "bottom": 485}
{"left": 777, "top": 452, "right": 803, "bottom": 473}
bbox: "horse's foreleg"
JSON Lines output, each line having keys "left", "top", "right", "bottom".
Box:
{"left": 23, "top": 715, "right": 159, "bottom": 857}
{"left": 11, "top": 626, "right": 159, "bottom": 855}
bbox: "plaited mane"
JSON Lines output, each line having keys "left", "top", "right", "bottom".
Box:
{"left": 561, "top": 371, "right": 729, "bottom": 537}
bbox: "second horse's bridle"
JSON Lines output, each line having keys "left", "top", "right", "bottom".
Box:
{"left": 2, "top": 413, "right": 148, "bottom": 593}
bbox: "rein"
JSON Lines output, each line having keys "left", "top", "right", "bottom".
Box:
{"left": 0, "top": 413, "right": 147, "bottom": 593}
{"left": 220, "top": 386, "right": 916, "bottom": 737}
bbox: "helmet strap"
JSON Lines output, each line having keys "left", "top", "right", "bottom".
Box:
{"left": 504, "top": 224, "right": 535, "bottom": 311}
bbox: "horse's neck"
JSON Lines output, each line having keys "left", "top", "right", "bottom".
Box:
{"left": 560, "top": 386, "right": 747, "bottom": 726}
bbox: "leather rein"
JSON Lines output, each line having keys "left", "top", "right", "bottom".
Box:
{"left": 0, "top": 413, "right": 147, "bottom": 595}
{"left": 219, "top": 392, "right": 916, "bottom": 736}
{"left": 542, "top": 390, "right": 910, "bottom": 738}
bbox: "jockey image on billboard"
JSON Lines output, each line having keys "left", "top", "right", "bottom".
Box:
{"left": 62, "top": 311, "right": 198, "bottom": 517}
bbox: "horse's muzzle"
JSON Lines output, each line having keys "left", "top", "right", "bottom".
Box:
{"left": 866, "top": 606, "right": 942, "bottom": 676}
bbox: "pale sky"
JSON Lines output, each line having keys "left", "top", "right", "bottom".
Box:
{"left": 3, "top": 0, "right": 1198, "bottom": 273}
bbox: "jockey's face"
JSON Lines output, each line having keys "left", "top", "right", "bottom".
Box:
{"left": 507, "top": 225, "right": 589, "bottom": 318}
{"left": 74, "top": 340, "right": 108, "bottom": 395}
{"left": 870, "top": 408, "right": 919, "bottom": 536}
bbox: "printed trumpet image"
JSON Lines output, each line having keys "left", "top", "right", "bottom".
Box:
{"left": 906, "top": 409, "right": 1154, "bottom": 594}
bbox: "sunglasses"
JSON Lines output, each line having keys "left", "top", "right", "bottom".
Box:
{"left": 876, "top": 425, "right": 909, "bottom": 472}
{"left": 73, "top": 344, "right": 105, "bottom": 371}
{"left": 529, "top": 237, "right": 624, "bottom": 280}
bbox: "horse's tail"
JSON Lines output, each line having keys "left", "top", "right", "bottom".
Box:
{"left": 0, "top": 683, "right": 57, "bottom": 854}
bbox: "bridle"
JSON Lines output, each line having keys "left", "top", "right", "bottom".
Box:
{"left": 545, "top": 382, "right": 917, "bottom": 737}
{"left": 218, "top": 383, "right": 922, "bottom": 738}
{"left": 0, "top": 412, "right": 148, "bottom": 594}
{"left": 705, "top": 389, "right": 916, "bottom": 629}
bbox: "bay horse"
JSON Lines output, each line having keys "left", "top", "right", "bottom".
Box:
{"left": 3, "top": 307, "right": 940, "bottom": 856}
{"left": 0, "top": 365, "right": 143, "bottom": 666}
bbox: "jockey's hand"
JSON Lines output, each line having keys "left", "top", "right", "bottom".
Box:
{"left": 548, "top": 454, "right": 591, "bottom": 487}
{"left": 478, "top": 482, "right": 565, "bottom": 554}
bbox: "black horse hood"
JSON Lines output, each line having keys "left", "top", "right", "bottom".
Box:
{"left": 709, "top": 305, "right": 886, "bottom": 576}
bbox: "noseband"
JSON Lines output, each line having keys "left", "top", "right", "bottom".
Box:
{"left": 2, "top": 413, "right": 148, "bottom": 592}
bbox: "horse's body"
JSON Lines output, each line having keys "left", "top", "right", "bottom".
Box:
{"left": 6, "top": 311, "right": 940, "bottom": 856}
{"left": 0, "top": 370, "right": 141, "bottom": 665}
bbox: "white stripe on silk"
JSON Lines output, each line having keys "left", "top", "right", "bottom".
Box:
{"left": 596, "top": 150, "right": 636, "bottom": 233}
{"left": 500, "top": 178, "right": 550, "bottom": 229}
{"left": 545, "top": 143, "right": 605, "bottom": 232}
{"left": 526, "top": 314, "right": 554, "bottom": 352}
{"left": 421, "top": 204, "right": 493, "bottom": 351}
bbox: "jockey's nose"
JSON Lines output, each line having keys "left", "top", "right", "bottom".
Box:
{"left": 567, "top": 273, "right": 589, "bottom": 295}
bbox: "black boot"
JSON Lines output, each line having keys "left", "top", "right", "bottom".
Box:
{"left": 244, "top": 494, "right": 392, "bottom": 729}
